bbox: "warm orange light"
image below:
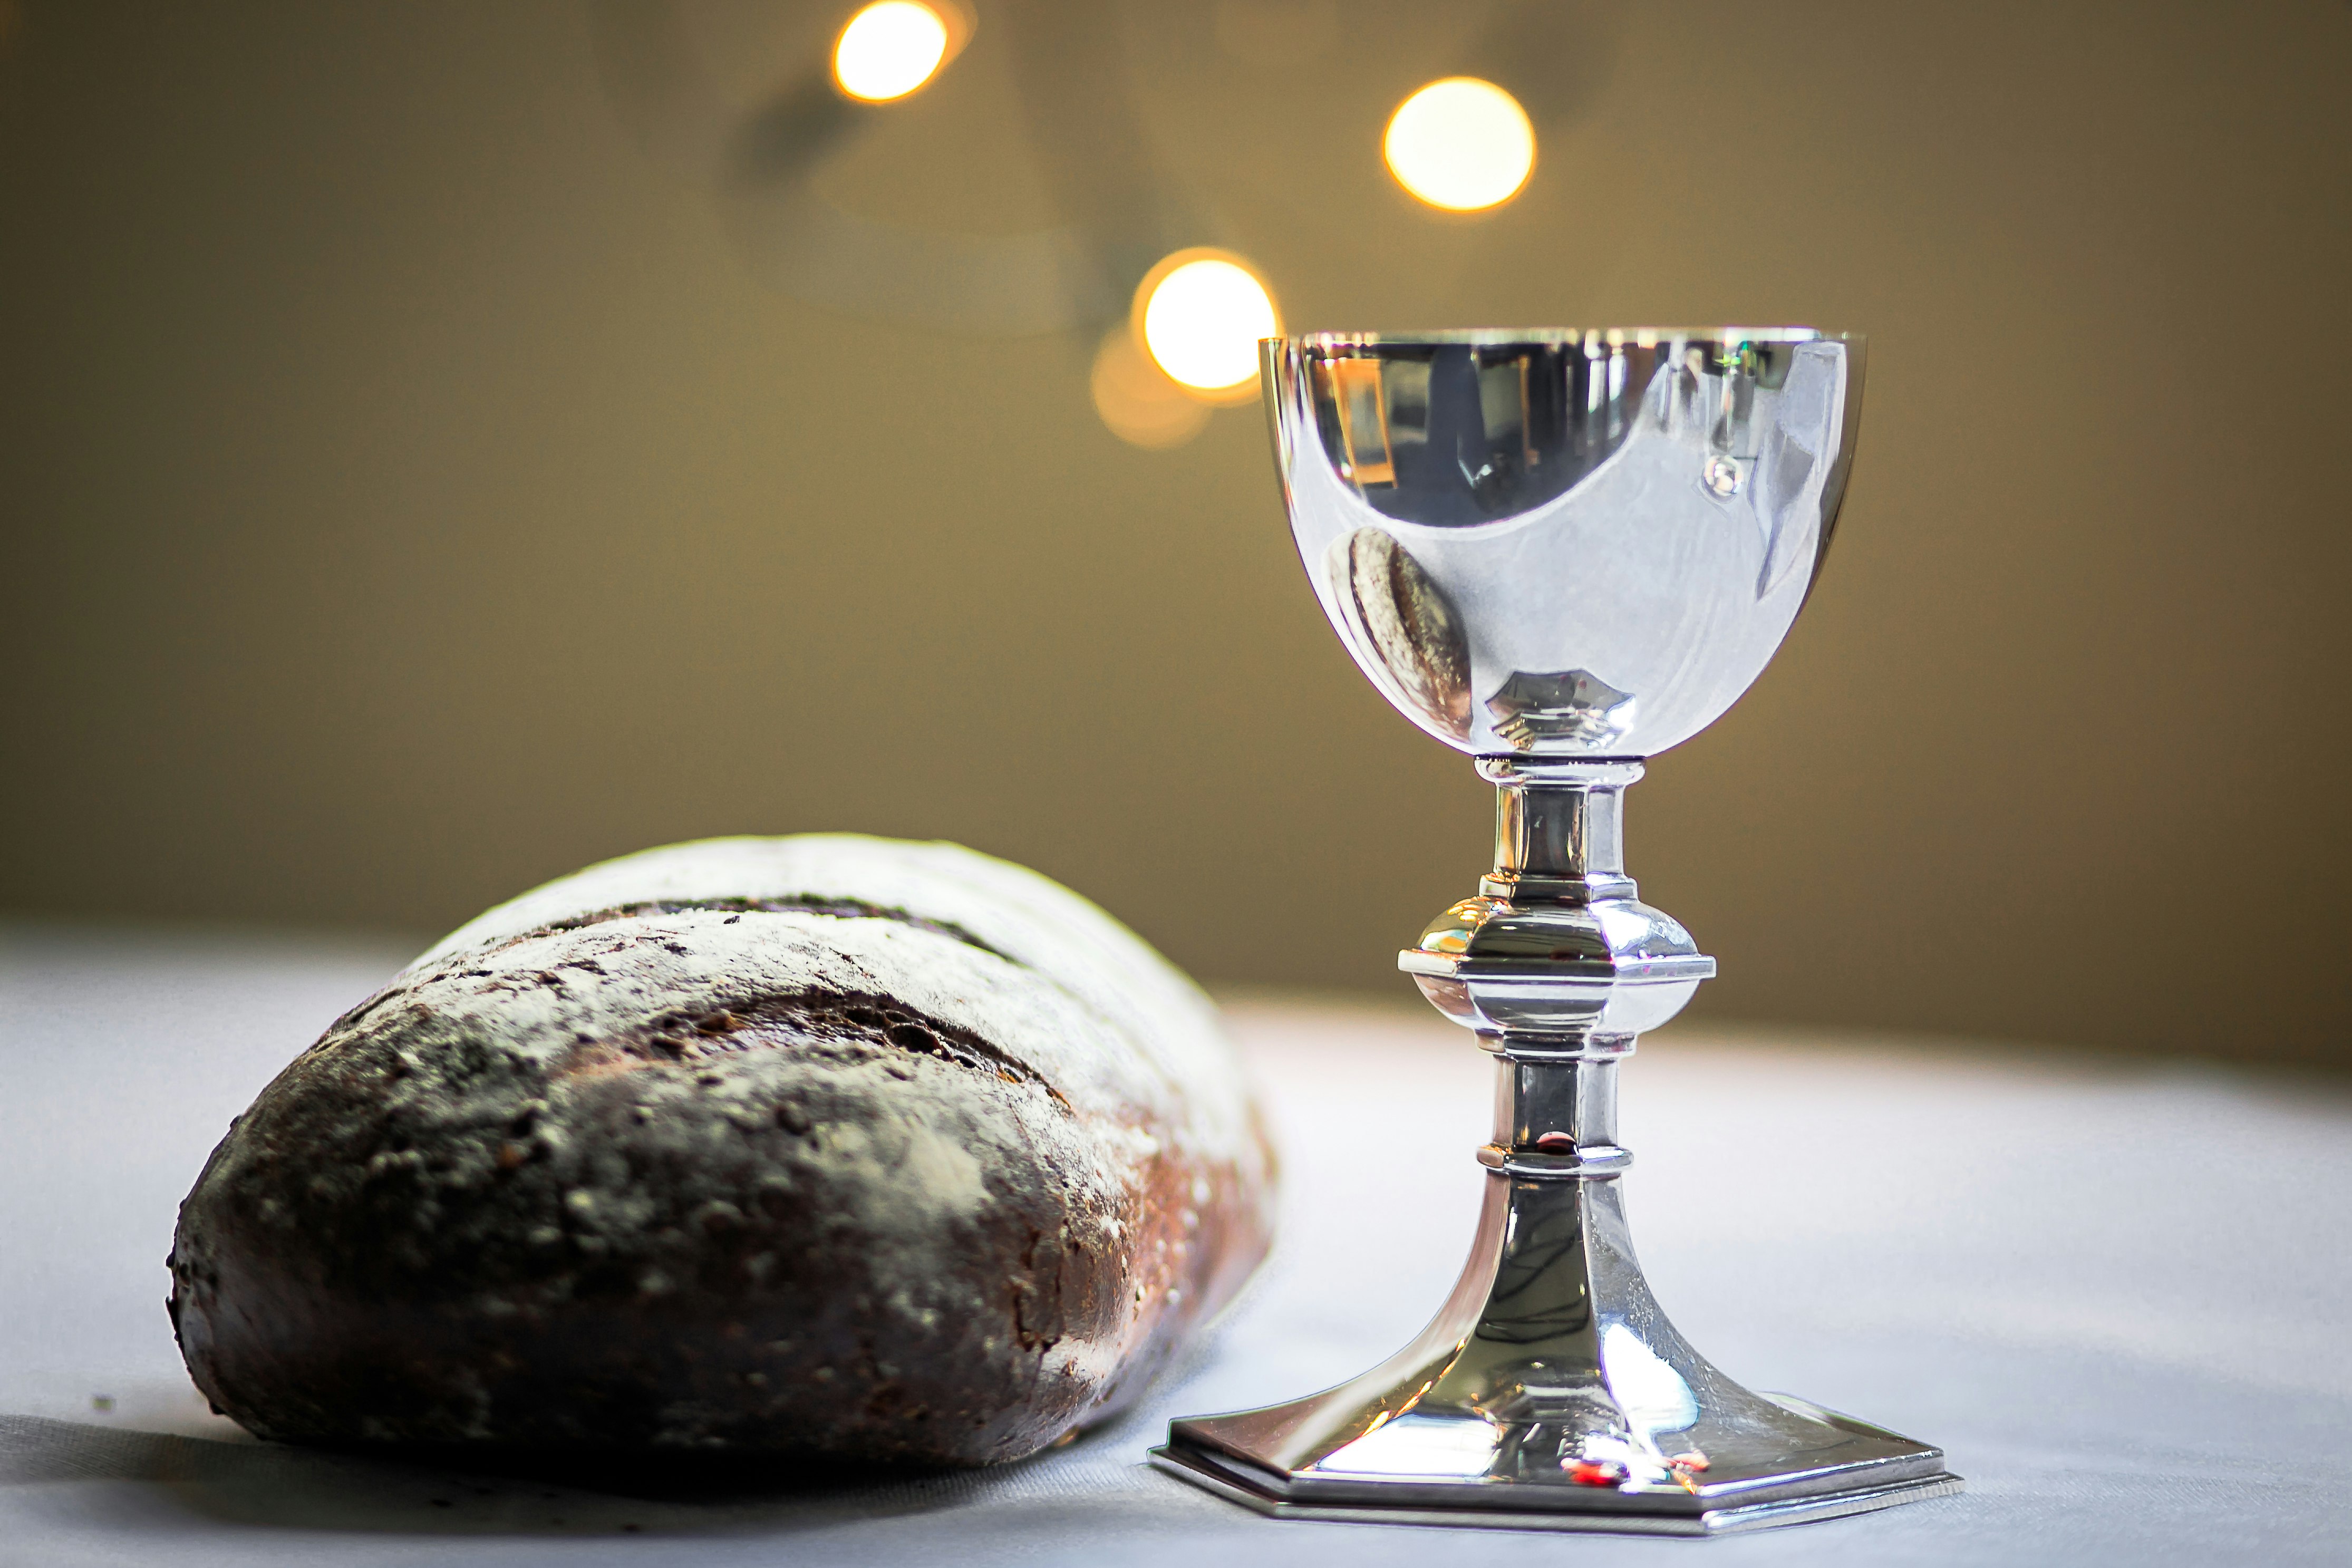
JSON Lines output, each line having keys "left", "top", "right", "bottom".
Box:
{"left": 1133, "top": 249, "right": 1280, "bottom": 400}
{"left": 833, "top": 2, "right": 951, "bottom": 102}
{"left": 1091, "top": 330, "right": 1211, "bottom": 450}
{"left": 1383, "top": 78, "right": 1535, "bottom": 211}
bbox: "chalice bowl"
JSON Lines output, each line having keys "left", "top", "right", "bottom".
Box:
{"left": 1150, "top": 328, "right": 1960, "bottom": 1534}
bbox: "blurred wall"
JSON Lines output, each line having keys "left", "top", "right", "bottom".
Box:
{"left": 4, "top": 1, "right": 2348, "bottom": 1066}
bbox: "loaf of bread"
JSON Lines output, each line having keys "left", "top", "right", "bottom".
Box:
{"left": 167, "top": 836, "right": 1276, "bottom": 1465}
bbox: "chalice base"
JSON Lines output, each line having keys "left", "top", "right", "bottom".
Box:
{"left": 1149, "top": 1410, "right": 1958, "bottom": 1536}
{"left": 1152, "top": 1168, "right": 1959, "bottom": 1535}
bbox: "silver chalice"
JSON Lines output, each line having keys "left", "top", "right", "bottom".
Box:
{"left": 1151, "top": 328, "right": 1960, "bottom": 1534}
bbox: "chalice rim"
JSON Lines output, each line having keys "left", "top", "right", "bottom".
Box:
{"left": 1266, "top": 325, "right": 1862, "bottom": 351}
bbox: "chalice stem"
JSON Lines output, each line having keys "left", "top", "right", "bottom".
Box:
{"left": 1154, "top": 762, "right": 1959, "bottom": 1531}
{"left": 1481, "top": 756, "right": 1640, "bottom": 905}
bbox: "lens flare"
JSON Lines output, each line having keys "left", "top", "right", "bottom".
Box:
{"left": 1091, "top": 329, "right": 1212, "bottom": 449}
{"left": 833, "top": 2, "right": 951, "bottom": 102}
{"left": 1137, "top": 252, "right": 1280, "bottom": 398}
{"left": 1383, "top": 78, "right": 1535, "bottom": 211}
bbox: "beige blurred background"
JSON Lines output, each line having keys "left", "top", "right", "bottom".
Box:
{"left": 4, "top": 1, "right": 2347, "bottom": 1067}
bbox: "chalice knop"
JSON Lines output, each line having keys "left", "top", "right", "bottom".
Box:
{"left": 1151, "top": 328, "right": 1959, "bottom": 1534}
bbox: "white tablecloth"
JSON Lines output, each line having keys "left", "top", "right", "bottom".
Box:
{"left": 4, "top": 924, "right": 2347, "bottom": 1565}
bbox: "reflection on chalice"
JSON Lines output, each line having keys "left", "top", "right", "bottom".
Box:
{"left": 1150, "top": 328, "right": 1961, "bottom": 1533}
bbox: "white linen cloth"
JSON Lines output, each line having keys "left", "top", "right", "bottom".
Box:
{"left": 4, "top": 924, "right": 2346, "bottom": 1565}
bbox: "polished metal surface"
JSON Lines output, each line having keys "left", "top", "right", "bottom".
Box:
{"left": 1157, "top": 327, "right": 1956, "bottom": 1533}
{"left": 1264, "top": 328, "right": 1864, "bottom": 758}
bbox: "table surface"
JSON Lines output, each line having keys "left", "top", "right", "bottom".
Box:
{"left": 5, "top": 922, "right": 2349, "bottom": 1566}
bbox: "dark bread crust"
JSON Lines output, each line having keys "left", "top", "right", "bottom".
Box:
{"left": 168, "top": 839, "right": 1274, "bottom": 1466}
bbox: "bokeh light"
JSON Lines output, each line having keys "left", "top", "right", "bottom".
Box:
{"left": 833, "top": 2, "right": 951, "bottom": 103}
{"left": 1136, "top": 251, "right": 1280, "bottom": 398}
{"left": 1091, "top": 329, "right": 1212, "bottom": 449}
{"left": 1383, "top": 78, "right": 1535, "bottom": 211}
